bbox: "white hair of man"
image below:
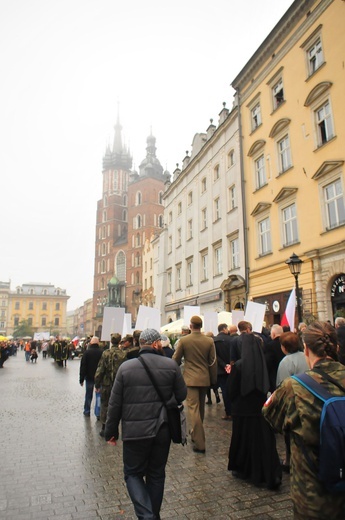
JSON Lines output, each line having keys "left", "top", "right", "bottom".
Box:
{"left": 270, "top": 324, "right": 283, "bottom": 339}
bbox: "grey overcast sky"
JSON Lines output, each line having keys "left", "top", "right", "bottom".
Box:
{"left": 1, "top": 0, "right": 294, "bottom": 310}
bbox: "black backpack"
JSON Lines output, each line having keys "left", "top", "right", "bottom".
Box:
{"left": 292, "top": 368, "right": 345, "bottom": 493}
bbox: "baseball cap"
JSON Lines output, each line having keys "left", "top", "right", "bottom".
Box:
{"left": 139, "top": 328, "right": 161, "bottom": 344}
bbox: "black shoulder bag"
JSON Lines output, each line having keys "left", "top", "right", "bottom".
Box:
{"left": 139, "top": 356, "right": 187, "bottom": 445}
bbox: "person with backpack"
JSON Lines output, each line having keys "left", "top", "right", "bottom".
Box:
{"left": 94, "top": 333, "right": 126, "bottom": 437}
{"left": 262, "top": 321, "right": 345, "bottom": 520}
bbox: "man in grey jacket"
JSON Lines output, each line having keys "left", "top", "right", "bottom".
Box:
{"left": 105, "top": 328, "right": 187, "bottom": 520}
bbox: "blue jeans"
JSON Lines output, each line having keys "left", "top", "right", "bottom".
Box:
{"left": 123, "top": 423, "right": 170, "bottom": 520}
{"left": 84, "top": 380, "right": 94, "bottom": 415}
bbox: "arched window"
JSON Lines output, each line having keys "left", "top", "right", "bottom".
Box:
{"left": 136, "top": 191, "right": 142, "bottom": 205}
{"left": 158, "top": 191, "right": 163, "bottom": 204}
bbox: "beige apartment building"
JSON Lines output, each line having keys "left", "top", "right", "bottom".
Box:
{"left": 156, "top": 102, "right": 245, "bottom": 323}
{"left": 232, "top": 0, "right": 345, "bottom": 324}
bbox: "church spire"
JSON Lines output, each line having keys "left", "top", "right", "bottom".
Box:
{"left": 113, "top": 102, "right": 122, "bottom": 154}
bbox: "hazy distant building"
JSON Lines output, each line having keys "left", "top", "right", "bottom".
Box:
{"left": 6, "top": 282, "right": 69, "bottom": 337}
{"left": 93, "top": 115, "right": 169, "bottom": 334}
{"left": 0, "top": 281, "right": 10, "bottom": 336}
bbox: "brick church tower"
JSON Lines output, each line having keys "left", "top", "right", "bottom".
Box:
{"left": 93, "top": 118, "right": 169, "bottom": 335}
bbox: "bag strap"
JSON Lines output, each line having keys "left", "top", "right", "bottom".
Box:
{"left": 292, "top": 373, "right": 331, "bottom": 402}
{"left": 311, "top": 367, "right": 345, "bottom": 394}
{"left": 139, "top": 356, "right": 168, "bottom": 408}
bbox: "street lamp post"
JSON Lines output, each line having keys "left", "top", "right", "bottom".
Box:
{"left": 285, "top": 252, "right": 303, "bottom": 325}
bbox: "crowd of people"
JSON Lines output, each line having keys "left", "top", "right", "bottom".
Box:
{"left": 2, "top": 315, "right": 345, "bottom": 519}
{"left": 76, "top": 315, "right": 345, "bottom": 519}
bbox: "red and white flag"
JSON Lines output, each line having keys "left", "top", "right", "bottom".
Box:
{"left": 281, "top": 288, "right": 296, "bottom": 330}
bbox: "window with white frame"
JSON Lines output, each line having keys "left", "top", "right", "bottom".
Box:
{"left": 201, "top": 252, "right": 208, "bottom": 281}
{"left": 277, "top": 135, "right": 292, "bottom": 173}
{"left": 186, "top": 258, "right": 193, "bottom": 286}
{"left": 315, "top": 100, "right": 334, "bottom": 147}
{"left": 176, "top": 265, "right": 181, "bottom": 290}
{"left": 214, "top": 245, "right": 222, "bottom": 276}
{"left": 228, "top": 185, "right": 237, "bottom": 211}
{"left": 324, "top": 179, "right": 345, "bottom": 230}
{"left": 167, "top": 271, "right": 172, "bottom": 294}
{"left": 103, "top": 210, "right": 107, "bottom": 222}
{"left": 136, "top": 191, "right": 142, "bottom": 205}
{"left": 177, "top": 227, "right": 181, "bottom": 247}
{"left": 282, "top": 203, "right": 299, "bottom": 246}
{"left": 307, "top": 37, "right": 324, "bottom": 76}
{"left": 214, "top": 164, "right": 220, "bottom": 181}
{"left": 214, "top": 197, "right": 221, "bottom": 221}
{"left": 158, "top": 191, "right": 163, "bottom": 204}
{"left": 102, "top": 243, "right": 106, "bottom": 256}
{"left": 188, "top": 191, "right": 193, "bottom": 205}
{"left": 255, "top": 155, "right": 266, "bottom": 189}
{"left": 177, "top": 202, "right": 182, "bottom": 215}
{"left": 230, "top": 237, "right": 240, "bottom": 269}
{"left": 168, "top": 235, "right": 172, "bottom": 253}
{"left": 188, "top": 219, "right": 193, "bottom": 239}
{"left": 201, "top": 208, "right": 207, "bottom": 230}
{"left": 201, "top": 177, "right": 207, "bottom": 192}
{"left": 272, "top": 78, "right": 284, "bottom": 110}
{"left": 251, "top": 103, "right": 262, "bottom": 131}
{"left": 258, "top": 217, "right": 272, "bottom": 255}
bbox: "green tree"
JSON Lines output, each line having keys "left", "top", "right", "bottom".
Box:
{"left": 13, "top": 319, "right": 34, "bottom": 339}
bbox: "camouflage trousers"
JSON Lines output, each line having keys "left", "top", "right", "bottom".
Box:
{"left": 100, "top": 385, "right": 112, "bottom": 425}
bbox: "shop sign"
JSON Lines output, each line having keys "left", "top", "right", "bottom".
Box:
{"left": 331, "top": 274, "right": 345, "bottom": 297}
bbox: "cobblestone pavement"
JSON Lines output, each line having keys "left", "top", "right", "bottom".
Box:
{"left": 0, "top": 354, "right": 293, "bottom": 520}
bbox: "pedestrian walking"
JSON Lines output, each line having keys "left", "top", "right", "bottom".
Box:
{"left": 263, "top": 321, "right": 345, "bottom": 519}
{"left": 105, "top": 328, "right": 187, "bottom": 520}
{"left": 227, "top": 332, "right": 282, "bottom": 490}
{"left": 173, "top": 315, "right": 217, "bottom": 454}
{"left": 94, "top": 333, "right": 126, "bottom": 437}
{"left": 79, "top": 336, "right": 103, "bottom": 417}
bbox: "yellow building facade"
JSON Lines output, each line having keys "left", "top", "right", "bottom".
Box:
{"left": 7, "top": 282, "right": 69, "bottom": 337}
{"left": 232, "top": 0, "right": 345, "bottom": 325}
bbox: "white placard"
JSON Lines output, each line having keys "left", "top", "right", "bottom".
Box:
{"left": 122, "top": 313, "right": 133, "bottom": 336}
{"left": 183, "top": 305, "right": 200, "bottom": 326}
{"left": 244, "top": 301, "right": 266, "bottom": 333}
{"left": 203, "top": 311, "right": 218, "bottom": 336}
{"left": 135, "top": 305, "right": 161, "bottom": 331}
{"left": 101, "top": 307, "right": 125, "bottom": 341}
{"left": 231, "top": 310, "right": 245, "bottom": 327}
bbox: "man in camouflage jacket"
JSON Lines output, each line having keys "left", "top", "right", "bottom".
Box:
{"left": 94, "top": 333, "right": 126, "bottom": 437}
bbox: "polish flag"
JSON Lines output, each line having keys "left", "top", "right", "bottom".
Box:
{"left": 281, "top": 288, "right": 296, "bottom": 330}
